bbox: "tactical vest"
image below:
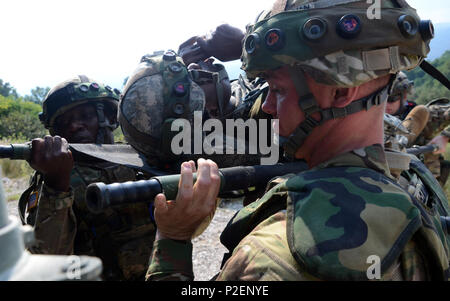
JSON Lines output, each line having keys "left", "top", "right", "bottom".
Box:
{"left": 220, "top": 166, "right": 450, "bottom": 281}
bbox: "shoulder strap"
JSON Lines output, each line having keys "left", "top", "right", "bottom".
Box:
{"left": 220, "top": 175, "right": 293, "bottom": 267}
{"left": 18, "top": 173, "right": 42, "bottom": 225}
{"left": 420, "top": 61, "right": 450, "bottom": 91}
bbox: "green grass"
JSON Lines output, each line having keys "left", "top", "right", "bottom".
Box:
{"left": 0, "top": 138, "right": 33, "bottom": 180}
{"left": 0, "top": 158, "right": 33, "bottom": 179}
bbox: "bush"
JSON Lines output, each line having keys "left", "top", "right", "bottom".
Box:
{"left": 113, "top": 127, "right": 126, "bottom": 143}
{"left": 0, "top": 96, "right": 48, "bottom": 140}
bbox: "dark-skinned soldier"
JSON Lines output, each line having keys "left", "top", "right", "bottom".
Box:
{"left": 18, "top": 76, "right": 156, "bottom": 281}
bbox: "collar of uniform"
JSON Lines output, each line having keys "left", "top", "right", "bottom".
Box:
{"left": 313, "top": 144, "right": 394, "bottom": 180}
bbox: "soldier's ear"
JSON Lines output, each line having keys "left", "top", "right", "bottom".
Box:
{"left": 332, "top": 87, "right": 360, "bottom": 108}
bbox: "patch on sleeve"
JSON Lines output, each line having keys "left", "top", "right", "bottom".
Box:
{"left": 27, "top": 191, "right": 39, "bottom": 212}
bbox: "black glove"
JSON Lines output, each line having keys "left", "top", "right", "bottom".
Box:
{"left": 179, "top": 24, "right": 245, "bottom": 66}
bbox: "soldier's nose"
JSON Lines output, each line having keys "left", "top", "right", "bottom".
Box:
{"left": 262, "top": 94, "right": 277, "bottom": 117}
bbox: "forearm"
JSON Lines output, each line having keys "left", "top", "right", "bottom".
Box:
{"left": 441, "top": 125, "right": 450, "bottom": 139}
{"left": 146, "top": 236, "right": 194, "bottom": 281}
{"left": 29, "top": 184, "right": 77, "bottom": 255}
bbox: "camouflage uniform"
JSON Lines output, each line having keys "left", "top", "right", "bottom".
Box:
{"left": 120, "top": 51, "right": 264, "bottom": 169}
{"left": 21, "top": 160, "right": 157, "bottom": 281}
{"left": 398, "top": 98, "right": 450, "bottom": 184}
{"left": 225, "top": 75, "right": 270, "bottom": 121}
{"left": 19, "top": 75, "right": 158, "bottom": 281}
{"left": 147, "top": 145, "right": 449, "bottom": 280}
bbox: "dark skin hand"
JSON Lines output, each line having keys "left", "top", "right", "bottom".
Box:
{"left": 179, "top": 24, "right": 245, "bottom": 66}
{"left": 30, "top": 135, "right": 74, "bottom": 192}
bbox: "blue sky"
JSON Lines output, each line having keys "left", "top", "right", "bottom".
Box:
{"left": 1, "top": 0, "right": 449, "bottom": 96}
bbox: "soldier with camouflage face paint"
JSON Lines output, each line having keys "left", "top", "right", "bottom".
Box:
{"left": 18, "top": 76, "right": 157, "bottom": 281}
{"left": 146, "top": 0, "right": 449, "bottom": 281}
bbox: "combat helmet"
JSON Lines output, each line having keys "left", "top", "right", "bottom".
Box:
{"left": 188, "top": 61, "right": 231, "bottom": 119}
{"left": 241, "top": 0, "right": 434, "bottom": 158}
{"left": 388, "top": 71, "right": 415, "bottom": 104}
{"left": 39, "top": 75, "right": 121, "bottom": 144}
{"left": 119, "top": 50, "right": 205, "bottom": 166}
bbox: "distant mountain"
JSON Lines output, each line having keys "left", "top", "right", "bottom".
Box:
{"left": 224, "top": 23, "right": 450, "bottom": 80}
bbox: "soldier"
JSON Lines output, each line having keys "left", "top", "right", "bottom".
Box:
{"left": 119, "top": 51, "right": 207, "bottom": 171}
{"left": 146, "top": 0, "right": 449, "bottom": 281}
{"left": 18, "top": 76, "right": 157, "bottom": 281}
{"left": 177, "top": 40, "right": 279, "bottom": 206}
{"left": 386, "top": 71, "right": 415, "bottom": 118}
{"left": 179, "top": 24, "right": 272, "bottom": 123}
{"left": 119, "top": 50, "right": 263, "bottom": 180}
{"left": 416, "top": 99, "right": 450, "bottom": 186}
{"left": 386, "top": 72, "right": 450, "bottom": 185}
{"left": 119, "top": 50, "right": 270, "bottom": 242}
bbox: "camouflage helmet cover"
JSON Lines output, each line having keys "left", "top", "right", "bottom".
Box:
{"left": 241, "top": 0, "right": 434, "bottom": 87}
{"left": 39, "top": 75, "right": 120, "bottom": 132}
{"left": 119, "top": 51, "right": 205, "bottom": 163}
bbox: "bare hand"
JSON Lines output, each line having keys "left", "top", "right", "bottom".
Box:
{"left": 430, "top": 135, "right": 449, "bottom": 155}
{"left": 153, "top": 159, "right": 221, "bottom": 241}
{"left": 179, "top": 24, "right": 245, "bottom": 66}
{"left": 30, "top": 136, "right": 74, "bottom": 192}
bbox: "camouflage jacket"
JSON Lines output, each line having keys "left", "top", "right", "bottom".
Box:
{"left": 146, "top": 145, "right": 449, "bottom": 281}
{"left": 221, "top": 75, "right": 270, "bottom": 121}
{"left": 20, "top": 161, "right": 156, "bottom": 281}
{"left": 401, "top": 98, "right": 450, "bottom": 145}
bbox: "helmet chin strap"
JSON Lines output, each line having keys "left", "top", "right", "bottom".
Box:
{"left": 279, "top": 67, "right": 390, "bottom": 160}
{"left": 95, "top": 102, "right": 118, "bottom": 144}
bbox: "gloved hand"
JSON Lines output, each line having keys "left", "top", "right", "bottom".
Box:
{"left": 179, "top": 24, "right": 245, "bottom": 66}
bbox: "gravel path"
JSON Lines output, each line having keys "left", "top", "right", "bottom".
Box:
{"left": 3, "top": 177, "right": 243, "bottom": 281}
{"left": 192, "top": 199, "right": 242, "bottom": 281}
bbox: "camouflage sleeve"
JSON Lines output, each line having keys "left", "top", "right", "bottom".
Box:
{"left": 28, "top": 183, "right": 77, "bottom": 255}
{"left": 421, "top": 102, "right": 450, "bottom": 141}
{"left": 145, "top": 239, "right": 194, "bottom": 281}
{"left": 441, "top": 125, "right": 450, "bottom": 139}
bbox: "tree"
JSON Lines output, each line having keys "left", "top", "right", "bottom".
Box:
{"left": 0, "top": 79, "right": 18, "bottom": 99}
{"left": 0, "top": 95, "right": 47, "bottom": 140}
{"left": 24, "top": 86, "right": 50, "bottom": 104}
{"left": 406, "top": 51, "right": 450, "bottom": 104}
